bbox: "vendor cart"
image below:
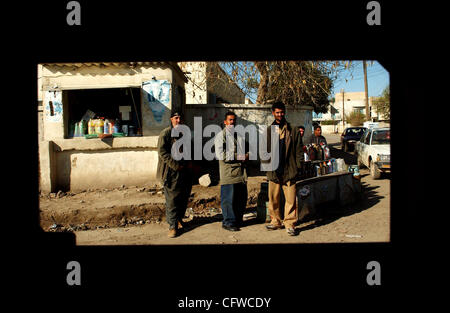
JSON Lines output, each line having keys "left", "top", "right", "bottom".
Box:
{"left": 256, "top": 167, "right": 362, "bottom": 223}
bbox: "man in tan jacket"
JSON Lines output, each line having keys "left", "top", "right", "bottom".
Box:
{"left": 215, "top": 111, "right": 248, "bottom": 232}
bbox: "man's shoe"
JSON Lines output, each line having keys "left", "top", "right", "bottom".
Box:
{"left": 222, "top": 225, "right": 240, "bottom": 232}
{"left": 266, "top": 224, "right": 284, "bottom": 231}
{"left": 168, "top": 228, "right": 177, "bottom": 238}
{"left": 286, "top": 228, "right": 298, "bottom": 236}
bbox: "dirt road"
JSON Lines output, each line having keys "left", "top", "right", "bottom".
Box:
{"left": 39, "top": 133, "right": 390, "bottom": 245}
{"left": 70, "top": 168, "right": 389, "bottom": 245}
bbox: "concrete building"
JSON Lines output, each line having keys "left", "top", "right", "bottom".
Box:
{"left": 178, "top": 62, "right": 245, "bottom": 104}
{"left": 38, "top": 62, "right": 188, "bottom": 193}
{"left": 331, "top": 91, "right": 378, "bottom": 121}
{"left": 313, "top": 91, "right": 388, "bottom": 133}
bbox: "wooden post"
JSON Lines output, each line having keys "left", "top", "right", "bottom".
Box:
{"left": 363, "top": 60, "right": 370, "bottom": 121}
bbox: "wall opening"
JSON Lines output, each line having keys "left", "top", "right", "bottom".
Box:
{"left": 65, "top": 87, "right": 142, "bottom": 138}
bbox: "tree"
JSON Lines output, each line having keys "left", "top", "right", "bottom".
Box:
{"left": 180, "top": 61, "right": 357, "bottom": 113}
{"left": 224, "top": 61, "right": 356, "bottom": 113}
{"left": 345, "top": 111, "right": 366, "bottom": 126}
{"left": 373, "top": 85, "right": 390, "bottom": 120}
{"left": 252, "top": 61, "right": 332, "bottom": 112}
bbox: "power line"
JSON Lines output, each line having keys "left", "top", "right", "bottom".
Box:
{"left": 343, "top": 69, "right": 388, "bottom": 80}
{"left": 337, "top": 71, "right": 388, "bottom": 83}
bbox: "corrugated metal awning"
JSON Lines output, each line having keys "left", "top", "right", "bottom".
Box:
{"left": 43, "top": 61, "right": 164, "bottom": 68}
{"left": 41, "top": 62, "right": 188, "bottom": 82}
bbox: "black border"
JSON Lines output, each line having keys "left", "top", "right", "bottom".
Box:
{"left": 13, "top": 0, "right": 430, "bottom": 307}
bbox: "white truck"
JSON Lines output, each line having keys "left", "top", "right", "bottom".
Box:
{"left": 355, "top": 127, "right": 391, "bottom": 179}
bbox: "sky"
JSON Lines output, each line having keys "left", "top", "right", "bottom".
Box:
{"left": 238, "top": 60, "right": 390, "bottom": 103}
{"left": 331, "top": 60, "right": 389, "bottom": 98}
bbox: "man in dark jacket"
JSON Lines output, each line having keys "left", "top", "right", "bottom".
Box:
{"left": 156, "top": 111, "right": 192, "bottom": 238}
{"left": 307, "top": 124, "right": 327, "bottom": 146}
{"left": 263, "top": 101, "right": 304, "bottom": 236}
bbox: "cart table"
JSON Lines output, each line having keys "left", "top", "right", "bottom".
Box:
{"left": 256, "top": 171, "right": 361, "bottom": 223}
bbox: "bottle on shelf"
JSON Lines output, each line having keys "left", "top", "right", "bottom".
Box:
{"left": 104, "top": 119, "right": 110, "bottom": 134}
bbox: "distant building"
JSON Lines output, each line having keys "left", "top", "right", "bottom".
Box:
{"left": 313, "top": 91, "right": 383, "bottom": 123}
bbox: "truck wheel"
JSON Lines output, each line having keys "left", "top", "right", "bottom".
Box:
{"left": 370, "top": 160, "right": 381, "bottom": 179}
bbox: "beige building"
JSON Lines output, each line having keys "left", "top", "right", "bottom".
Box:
{"left": 312, "top": 91, "right": 389, "bottom": 133}
{"left": 178, "top": 62, "right": 245, "bottom": 104}
{"left": 38, "top": 62, "right": 187, "bottom": 193}
{"left": 331, "top": 91, "right": 377, "bottom": 120}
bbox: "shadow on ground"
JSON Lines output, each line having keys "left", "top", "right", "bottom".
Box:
{"left": 296, "top": 176, "right": 384, "bottom": 232}
{"left": 179, "top": 206, "right": 261, "bottom": 234}
{"left": 330, "top": 146, "right": 357, "bottom": 165}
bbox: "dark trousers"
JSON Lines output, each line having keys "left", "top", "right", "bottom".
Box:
{"left": 220, "top": 182, "right": 248, "bottom": 227}
{"left": 163, "top": 169, "right": 192, "bottom": 230}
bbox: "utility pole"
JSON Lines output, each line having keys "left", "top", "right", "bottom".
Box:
{"left": 341, "top": 88, "right": 345, "bottom": 131}
{"left": 363, "top": 60, "right": 370, "bottom": 121}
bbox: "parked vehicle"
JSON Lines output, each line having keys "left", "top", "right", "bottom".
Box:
{"left": 340, "top": 127, "right": 367, "bottom": 152}
{"left": 355, "top": 127, "right": 390, "bottom": 179}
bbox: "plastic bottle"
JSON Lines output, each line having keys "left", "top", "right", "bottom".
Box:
{"left": 81, "top": 120, "right": 86, "bottom": 136}
{"left": 97, "top": 118, "right": 104, "bottom": 135}
{"left": 88, "top": 119, "right": 93, "bottom": 134}
{"left": 324, "top": 145, "right": 330, "bottom": 160}
{"left": 104, "top": 119, "right": 109, "bottom": 134}
{"left": 109, "top": 120, "right": 115, "bottom": 134}
{"left": 331, "top": 159, "right": 336, "bottom": 173}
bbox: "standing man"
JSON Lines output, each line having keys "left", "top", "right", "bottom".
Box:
{"left": 307, "top": 124, "right": 327, "bottom": 146}
{"left": 215, "top": 111, "right": 248, "bottom": 232}
{"left": 264, "top": 101, "right": 303, "bottom": 236}
{"left": 298, "top": 126, "right": 305, "bottom": 144}
{"left": 157, "top": 111, "right": 192, "bottom": 238}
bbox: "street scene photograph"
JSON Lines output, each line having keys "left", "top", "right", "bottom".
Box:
{"left": 37, "top": 60, "right": 390, "bottom": 245}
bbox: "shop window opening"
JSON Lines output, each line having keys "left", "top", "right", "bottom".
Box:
{"left": 65, "top": 87, "right": 142, "bottom": 138}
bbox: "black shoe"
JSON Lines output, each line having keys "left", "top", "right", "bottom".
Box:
{"left": 222, "top": 225, "right": 240, "bottom": 232}
{"left": 286, "top": 228, "right": 299, "bottom": 236}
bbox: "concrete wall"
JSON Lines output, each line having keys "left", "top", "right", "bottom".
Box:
{"left": 183, "top": 103, "right": 314, "bottom": 141}
{"left": 55, "top": 149, "right": 159, "bottom": 192}
{"left": 46, "top": 137, "right": 161, "bottom": 192}
{"left": 320, "top": 123, "right": 350, "bottom": 134}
